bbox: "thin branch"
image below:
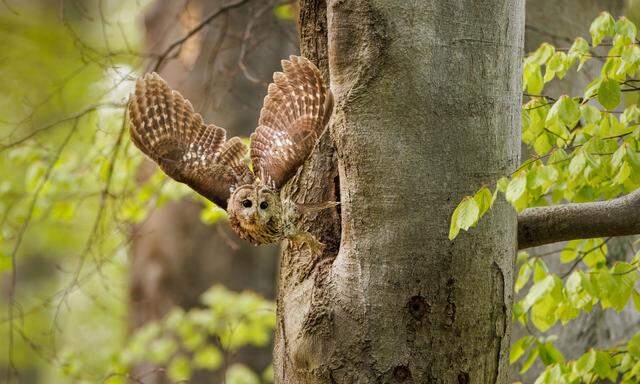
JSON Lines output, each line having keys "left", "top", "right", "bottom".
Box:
{"left": 5, "top": 120, "right": 79, "bottom": 382}
{"left": 153, "top": 0, "right": 251, "bottom": 72}
{"left": 237, "top": 0, "right": 275, "bottom": 84}
{"left": 560, "top": 238, "right": 611, "bottom": 278}
{"left": 0, "top": 102, "right": 124, "bottom": 152}
{"left": 518, "top": 189, "right": 640, "bottom": 250}
{"left": 1, "top": 0, "right": 18, "bottom": 15}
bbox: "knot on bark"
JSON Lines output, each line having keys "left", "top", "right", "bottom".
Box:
{"left": 406, "top": 295, "right": 430, "bottom": 321}
{"left": 458, "top": 372, "right": 470, "bottom": 384}
{"left": 393, "top": 365, "right": 412, "bottom": 382}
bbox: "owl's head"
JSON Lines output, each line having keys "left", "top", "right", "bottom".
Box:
{"left": 227, "top": 183, "right": 283, "bottom": 244}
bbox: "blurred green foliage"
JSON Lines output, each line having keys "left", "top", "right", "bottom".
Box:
{"left": 0, "top": 1, "right": 256, "bottom": 383}
{"left": 109, "top": 285, "right": 275, "bottom": 384}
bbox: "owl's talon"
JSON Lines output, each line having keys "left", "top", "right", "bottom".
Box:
{"left": 305, "top": 237, "right": 325, "bottom": 256}
{"left": 288, "top": 231, "right": 325, "bottom": 256}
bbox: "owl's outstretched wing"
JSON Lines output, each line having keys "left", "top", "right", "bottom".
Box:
{"left": 250, "top": 56, "right": 333, "bottom": 189}
{"left": 128, "top": 73, "right": 251, "bottom": 209}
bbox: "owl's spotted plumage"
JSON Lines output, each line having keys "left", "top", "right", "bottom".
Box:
{"left": 128, "top": 56, "right": 332, "bottom": 252}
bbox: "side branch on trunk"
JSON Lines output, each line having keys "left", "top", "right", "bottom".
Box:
{"left": 517, "top": 189, "right": 640, "bottom": 249}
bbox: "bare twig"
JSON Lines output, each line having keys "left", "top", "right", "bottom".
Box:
{"left": 0, "top": 102, "right": 124, "bottom": 152}
{"left": 5, "top": 120, "right": 79, "bottom": 382}
{"left": 153, "top": 0, "right": 251, "bottom": 72}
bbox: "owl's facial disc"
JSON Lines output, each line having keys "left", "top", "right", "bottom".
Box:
{"left": 230, "top": 186, "right": 257, "bottom": 223}
{"left": 255, "top": 188, "right": 279, "bottom": 224}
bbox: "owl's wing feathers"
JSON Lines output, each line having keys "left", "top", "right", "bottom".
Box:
{"left": 128, "top": 73, "right": 250, "bottom": 209}
{"left": 251, "top": 56, "right": 333, "bottom": 189}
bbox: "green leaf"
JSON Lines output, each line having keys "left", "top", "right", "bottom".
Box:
{"left": 168, "top": 355, "right": 192, "bottom": 382}
{"left": 534, "top": 134, "right": 552, "bottom": 155}
{"left": 226, "top": 364, "right": 261, "bottom": 384}
{"left": 533, "top": 259, "right": 550, "bottom": 283}
{"left": 531, "top": 295, "right": 559, "bottom": 332}
{"left": 524, "top": 63, "right": 544, "bottom": 95}
{"left": 200, "top": 203, "right": 227, "bottom": 224}
{"left": 568, "top": 37, "right": 590, "bottom": 70}
{"left": 448, "top": 208, "right": 461, "bottom": 240}
{"left": 558, "top": 96, "right": 581, "bottom": 128}
{"left": 609, "top": 262, "right": 638, "bottom": 311}
{"left": 522, "top": 275, "right": 556, "bottom": 313}
{"left": 621, "top": 105, "right": 640, "bottom": 125}
{"left": 547, "top": 52, "right": 565, "bottom": 73}
{"left": 193, "top": 346, "right": 223, "bottom": 370}
{"left": 616, "top": 17, "right": 637, "bottom": 41}
{"left": 262, "top": 365, "right": 274, "bottom": 383}
{"left": 515, "top": 262, "right": 533, "bottom": 293}
{"left": 511, "top": 336, "right": 535, "bottom": 364}
{"left": 560, "top": 240, "right": 581, "bottom": 263}
{"left": 626, "top": 144, "right": 640, "bottom": 169}
{"left": 273, "top": 4, "right": 296, "bottom": 20}
{"left": 582, "top": 239, "right": 607, "bottom": 268}
{"left": 633, "top": 290, "right": 640, "bottom": 312}
{"left": 598, "top": 78, "right": 621, "bottom": 110}
{"left": 590, "top": 12, "right": 616, "bottom": 47}
{"left": 496, "top": 177, "right": 509, "bottom": 193}
{"left": 612, "top": 144, "right": 627, "bottom": 169}
{"left": 538, "top": 341, "right": 565, "bottom": 365}
{"left": 455, "top": 198, "right": 479, "bottom": 231}
{"left": 473, "top": 187, "right": 493, "bottom": 218}
{"left": 566, "top": 271, "right": 594, "bottom": 309}
{"left": 613, "top": 162, "right": 632, "bottom": 185}
{"left": 574, "top": 349, "right": 596, "bottom": 377}
{"left": 619, "top": 45, "right": 640, "bottom": 76}
{"left": 592, "top": 269, "right": 617, "bottom": 309}
{"left": 506, "top": 175, "right": 527, "bottom": 205}
{"left": 628, "top": 333, "right": 640, "bottom": 358}
{"left": 149, "top": 338, "right": 178, "bottom": 364}
{"left": 520, "top": 347, "right": 540, "bottom": 374}
{"left": 529, "top": 43, "right": 556, "bottom": 66}
{"left": 581, "top": 104, "right": 601, "bottom": 125}
{"left": 534, "top": 365, "right": 565, "bottom": 384}
{"left": 568, "top": 150, "right": 587, "bottom": 178}
{"left": 594, "top": 351, "right": 616, "bottom": 382}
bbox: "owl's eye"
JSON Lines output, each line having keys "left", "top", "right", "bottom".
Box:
{"left": 260, "top": 201, "right": 269, "bottom": 210}
{"left": 242, "top": 199, "right": 252, "bottom": 208}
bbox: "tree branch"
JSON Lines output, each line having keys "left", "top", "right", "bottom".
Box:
{"left": 152, "top": 0, "right": 250, "bottom": 72}
{"left": 518, "top": 189, "right": 640, "bottom": 249}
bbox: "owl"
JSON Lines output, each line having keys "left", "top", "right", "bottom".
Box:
{"left": 127, "top": 55, "right": 333, "bottom": 253}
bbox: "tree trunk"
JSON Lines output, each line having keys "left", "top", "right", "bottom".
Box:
{"left": 276, "top": 1, "right": 524, "bottom": 383}
{"left": 130, "top": 1, "right": 295, "bottom": 382}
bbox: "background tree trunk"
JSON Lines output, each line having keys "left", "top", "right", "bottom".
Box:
{"left": 129, "top": 1, "right": 296, "bottom": 382}
{"left": 275, "top": 1, "right": 524, "bottom": 382}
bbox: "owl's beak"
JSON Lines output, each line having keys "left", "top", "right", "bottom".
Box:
{"left": 247, "top": 212, "right": 258, "bottom": 224}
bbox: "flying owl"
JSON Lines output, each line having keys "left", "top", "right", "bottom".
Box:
{"left": 127, "top": 55, "right": 333, "bottom": 253}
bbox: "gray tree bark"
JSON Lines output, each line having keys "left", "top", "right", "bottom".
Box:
{"left": 275, "top": 1, "right": 524, "bottom": 383}
{"left": 518, "top": 189, "right": 640, "bottom": 249}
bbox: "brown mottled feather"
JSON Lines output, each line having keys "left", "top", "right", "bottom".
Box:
{"left": 251, "top": 55, "right": 333, "bottom": 188}
{"left": 128, "top": 73, "right": 251, "bottom": 209}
